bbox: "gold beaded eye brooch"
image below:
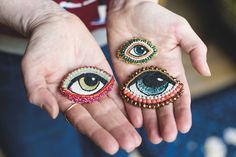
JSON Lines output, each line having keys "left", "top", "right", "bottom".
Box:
{"left": 121, "top": 66, "right": 183, "bottom": 109}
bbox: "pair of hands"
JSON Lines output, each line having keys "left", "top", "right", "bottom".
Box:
{"left": 21, "top": 0, "right": 210, "bottom": 155}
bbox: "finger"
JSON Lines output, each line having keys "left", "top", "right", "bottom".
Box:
{"left": 114, "top": 69, "right": 144, "bottom": 128}
{"left": 142, "top": 109, "right": 162, "bottom": 144}
{"left": 65, "top": 103, "right": 119, "bottom": 155}
{"left": 176, "top": 18, "right": 211, "bottom": 76}
{"left": 108, "top": 83, "right": 126, "bottom": 115}
{"left": 107, "top": 35, "right": 144, "bottom": 128}
{"left": 21, "top": 62, "right": 59, "bottom": 118}
{"left": 84, "top": 97, "right": 142, "bottom": 152}
{"left": 174, "top": 68, "right": 192, "bottom": 133}
{"left": 35, "top": 87, "right": 59, "bottom": 119}
{"left": 156, "top": 103, "right": 177, "bottom": 142}
{"left": 125, "top": 104, "right": 143, "bottom": 128}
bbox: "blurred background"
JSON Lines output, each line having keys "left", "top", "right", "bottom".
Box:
{"left": 0, "top": 0, "right": 236, "bottom": 157}
{"left": 129, "top": 0, "right": 236, "bottom": 157}
{"left": 171, "top": 0, "right": 236, "bottom": 98}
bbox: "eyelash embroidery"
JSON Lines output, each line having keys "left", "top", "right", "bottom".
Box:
{"left": 60, "top": 67, "right": 114, "bottom": 103}
{"left": 121, "top": 66, "right": 183, "bottom": 109}
{"left": 117, "top": 38, "right": 158, "bottom": 64}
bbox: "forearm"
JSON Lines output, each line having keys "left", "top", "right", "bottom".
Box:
{"left": 0, "top": 0, "right": 68, "bottom": 36}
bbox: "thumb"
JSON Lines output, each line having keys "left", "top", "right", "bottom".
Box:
{"left": 21, "top": 62, "right": 59, "bottom": 119}
{"left": 176, "top": 18, "right": 211, "bottom": 76}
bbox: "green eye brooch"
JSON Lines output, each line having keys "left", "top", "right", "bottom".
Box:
{"left": 121, "top": 66, "right": 184, "bottom": 109}
{"left": 117, "top": 38, "right": 158, "bottom": 64}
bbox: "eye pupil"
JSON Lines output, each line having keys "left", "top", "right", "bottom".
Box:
{"left": 133, "top": 45, "right": 148, "bottom": 55}
{"left": 84, "top": 76, "right": 98, "bottom": 86}
{"left": 142, "top": 74, "right": 166, "bottom": 87}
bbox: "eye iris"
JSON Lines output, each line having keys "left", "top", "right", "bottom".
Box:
{"left": 79, "top": 75, "right": 99, "bottom": 91}
{"left": 135, "top": 72, "right": 170, "bottom": 96}
{"left": 132, "top": 45, "right": 148, "bottom": 56}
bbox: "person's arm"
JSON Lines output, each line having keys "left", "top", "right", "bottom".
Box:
{"left": 0, "top": 0, "right": 141, "bottom": 154}
{"left": 107, "top": 0, "right": 210, "bottom": 144}
{"left": 0, "top": 0, "right": 68, "bottom": 35}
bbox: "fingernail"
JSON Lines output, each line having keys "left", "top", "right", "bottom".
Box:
{"left": 151, "top": 138, "right": 163, "bottom": 144}
{"left": 42, "top": 104, "right": 57, "bottom": 119}
{"left": 204, "top": 63, "right": 211, "bottom": 77}
{"left": 149, "top": 130, "right": 162, "bottom": 144}
{"left": 124, "top": 143, "right": 135, "bottom": 153}
{"left": 135, "top": 134, "right": 142, "bottom": 147}
{"left": 107, "top": 145, "right": 118, "bottom": 155}
{"left": 125, "top": 148, "right": 134, "bottom": 153}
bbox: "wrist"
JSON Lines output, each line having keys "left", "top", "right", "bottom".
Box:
{"left": 0, "top": 0, "right": 72, "bottom": 36}
{"left": 24, "top": 1, "right": 73, "bottom": 36}
{"left": 28, "top": 9, "right": 76, "bottom": 35}
{"left": 108, "top": 0, "right": 158, "bottom": 12}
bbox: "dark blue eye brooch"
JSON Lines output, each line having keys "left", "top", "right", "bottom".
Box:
{"left": 117, "top": 38, "right": 158, "bottom": 64}
{"left": 121, "top": 66, "right": 183, "bottom": 109}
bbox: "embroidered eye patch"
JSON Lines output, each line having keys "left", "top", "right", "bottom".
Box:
{"left": 60, "top": 67, "right": 114, "bottom": 103}
{"left": 117, "top": 38, "right": 158, "bottom": 64}
{"left": 121, "top": 66, "right": 183, "bottom": 109}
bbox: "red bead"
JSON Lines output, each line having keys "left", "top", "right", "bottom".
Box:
{"left": 123, "top": 89, "right": 129, "bottom": 94}
{"left": 130, "top": 94, "right": 135, "bottom": 99}
{"left": 143, "top": 99, "right": 147, "bottom": 104}
{"left": 151, "top": 99, "right": 157, "bottom": 103}
{"left": 126, "top": 92, "right": 132, "bottom": 97}
{"left": 138, "top": 98, "right": 143, "bottom": 103}
{"left": 147, "top": 99, "right": 152, "bottom": 104}
{"left": 133, "top": 96, "right": 138, "bottom": 101}
{"left": 161, "top": 97, "right": 166, "bottom": 101}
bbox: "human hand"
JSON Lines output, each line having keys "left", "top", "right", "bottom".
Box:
{"left": 21, "top": 12, "right": 141, "bottom": 154}
{"left": 107, "top": 0, "right": 211, "bottom": 143}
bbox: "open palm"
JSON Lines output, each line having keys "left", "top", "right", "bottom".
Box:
{"left": 107, "top": 1, "right": 210, "bottom": 143}
{"left": 21, "top": 15, "right": 141, "bottom": 154}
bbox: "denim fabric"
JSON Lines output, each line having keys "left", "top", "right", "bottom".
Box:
{"left": 0, "top": 51, "right": 128, "bottom": 157}
{"left": 1, "top": 46, "right": 236, "bottom": 157}
{"left": 138, "top": 84, "right": 236, "bottom": 157}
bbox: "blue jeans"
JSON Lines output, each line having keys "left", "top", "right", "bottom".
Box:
{"left": 1, "top": 48, "right": 236, "bottom": 157}
{"left": 0, "top": 50, "right": 129, "bottom": 157}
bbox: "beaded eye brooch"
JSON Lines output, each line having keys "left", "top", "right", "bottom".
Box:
{"left": 117, "top": 38, "right": 158, "bottom": 64}
{"left": 121, "top": 66, "right": 183, "bottom": 109}
{"left": 60, "top": 67, "right": 114, "bottom": 103}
